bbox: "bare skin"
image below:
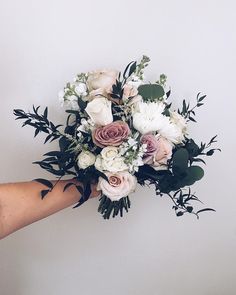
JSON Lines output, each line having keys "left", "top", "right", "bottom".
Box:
{"left": 0, "top": 179, "right": 100, "bottom": 240}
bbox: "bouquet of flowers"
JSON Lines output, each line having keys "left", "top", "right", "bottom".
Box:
{"left": 14, "top": 56, "right": 220, "bottom": 219}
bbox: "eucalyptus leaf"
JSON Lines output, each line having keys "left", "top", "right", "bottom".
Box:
{"left": 138, "top": 84, "right": 165, "bottom": 100}
{"left": 179, "top": 166, "right": 204, "bottom": 186}
{"left": 172, "top": 148, "right": 189, "bottom": 175}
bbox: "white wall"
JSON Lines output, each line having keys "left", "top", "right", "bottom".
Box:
{"left": 0, "top": 0, "right": 235, "bottom": 294}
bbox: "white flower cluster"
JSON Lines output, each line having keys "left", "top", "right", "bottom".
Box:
{"left": 119, "top": 136, "right": 147, "bottom": 173}
{"left": 59, "top": 73, "right": 88, "bottom": 110}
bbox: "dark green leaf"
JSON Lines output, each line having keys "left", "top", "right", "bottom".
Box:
{"left": 76, "top": 185, "right": 84, "bottom": 195}
{"left": 172, "top": 148, "right": 189, "bottom": 175}
{"left": 43, "top": 107, "right": 48, "bottom": 119}
{"left": 197, "top": 103, "right": 204, "bottom": 107}
{"left": 197, "top": 208, "right": 216, "bottom": 214}
{"left": 34, "top": 178, "right": 53, "bottom": 189}
{"left": 198, "top": 95, "right": 206, "bottom": 102}
{"left": 41, "top": 189, "right": 50, "bottom": 199}
{"left": 129, "top": 61, "right": 137, "bottom": 76}
{"left": 189, "top": 116, "right": 197, "bottom": 122}
{"left": 186, "top": 206, "right": 193, "bottom": 213}
{"left": 181, "top": 166, "right": 204, "bottom": 186}
{"left": 63, "top": 182, "right": 75, "bottom": 192}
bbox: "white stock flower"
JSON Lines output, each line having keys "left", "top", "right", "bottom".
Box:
{"left": 66, "top": 95, "right": 79, "bottom": 110}
{"left": 75, "top": 83, "right": 87, "bottom": 96}
{"left": 77, "top": 118, "right": 94, "bottom": 134}
{"left": 77, "top": 150, "right": 96, "bottom": 169}
{"left": 58, "top": 90, "right": 65, "bottom": 107}
{"left": 59, "top": 90, "right": 79, "bottom": 110}
{"left": 85, "top": 97, "right": 113, "bottom": 126}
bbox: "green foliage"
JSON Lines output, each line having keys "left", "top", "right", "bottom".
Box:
{"left": 179, "top": 93, "right": 207, "bottom": 122}
{"left": 111, "top": 60, "right": 137, "bottom": 101}
{"left": 138, "top": 84, "right": 165, "bottom": 101}
{"left": 165, "top": 188, "right": 216, "bottom": 218}
{"left": 14, "top": 106, "right": 62, "bottom": 142}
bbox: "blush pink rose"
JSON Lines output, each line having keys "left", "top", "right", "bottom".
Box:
{"left": 153, "top": 136, "right": 173, "bottom": 167}
{"left": 87, "top": 70, "right": 118, "bottom": 93}
{"left": 140, "top": 134, "right": 159, "bottom": 164}
{"left": 97, "top": 171, "right": 137, "bottom": 201}
{"left": 122, "top": 84, "right": 138, "bottom": 100}
{"left": 92, "top": 121, "right": 131, "bottom": 148}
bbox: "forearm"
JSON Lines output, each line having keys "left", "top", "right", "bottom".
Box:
{"left": 0, "top": 179, "right": 99, "bottom": 239}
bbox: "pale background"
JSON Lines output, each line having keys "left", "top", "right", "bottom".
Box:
{"left": 0, "top": 0, "right": 235, "bottom": 294}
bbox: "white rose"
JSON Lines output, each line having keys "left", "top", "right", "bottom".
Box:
{"left": 170, "top": 111, "right": 187, "bottom": 142}
{"left": 87, "top": 70, "right": 118, "bottom": 93}
{"left": 101, "top": 146, "right": 119, "bottom": 160}
{"left": 99, "top": 146, "right": 128, "bottom": 172}
{"left": 102, "top": 157, "right": 128, "bottom": 173}
{"left": 97, "top": 171, "right": 137, "bottom": 201}
{"left": 75, "top": 83, "right": 87, "bottom": 96}
{"left": 122, "top": 84, "right": 138, "bottom": 101}
{"left": 77, "top": 151, "right": 96, "bottom": 169}
{"left": 94, "top": 155, "right": 103, "bottom": 171}
{"left": 85, "top": 97, "right": 113, "bottom": 126}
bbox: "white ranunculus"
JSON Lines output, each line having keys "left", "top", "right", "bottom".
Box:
{"left": 77, "top": 151, "right": 96, "bottom": 169}
{"left": 101, "top": 146, "right": 119, "bottom": 161}
{"left": 75, "top": 83, "right": 87, "bottom": 96}
{"left": 97, "top": 171, "right": 137, "bottom": 201}
{"left": 85, "top": 97, "right": 113, "bottom": 126}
